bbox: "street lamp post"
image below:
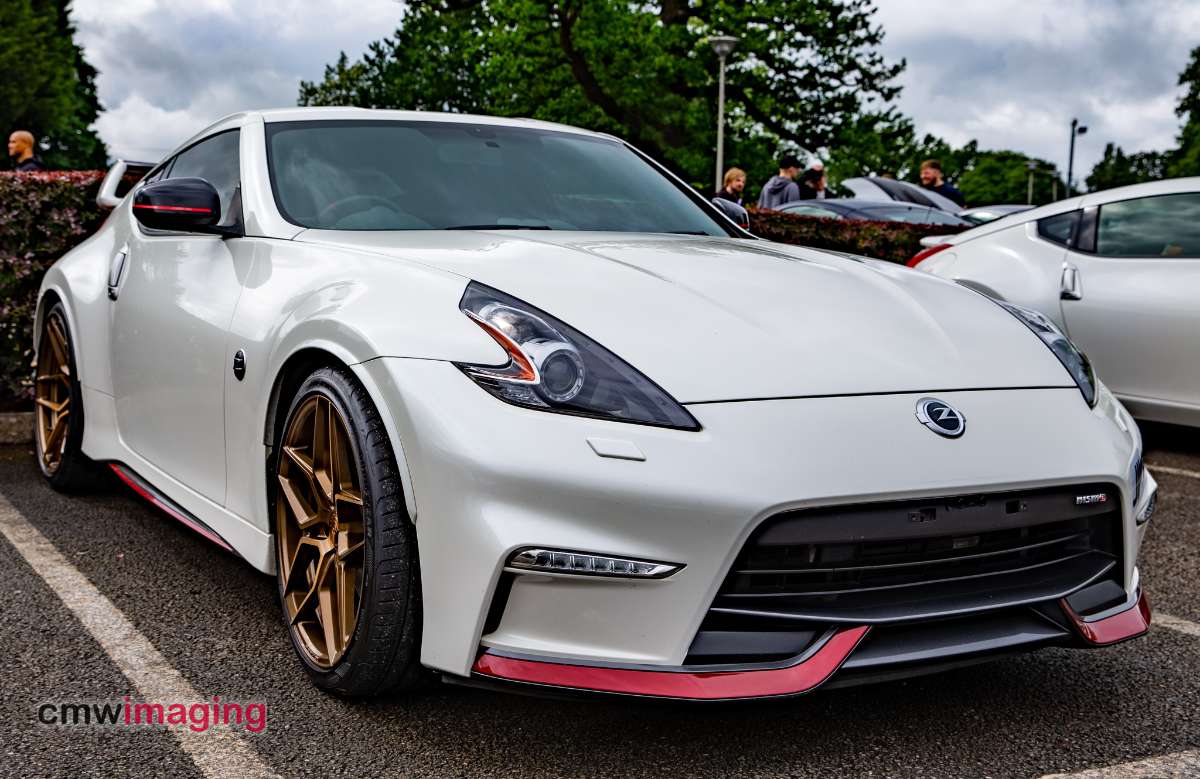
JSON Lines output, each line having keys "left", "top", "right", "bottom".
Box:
{"left": 709, "top": 35, "right": 739, "bottom": 192}
{"left": 1066, "top": 118, "right": 1088, "bottom": 196}
{"left": 1026, "top": 160, "right": 1038, "bottom": 205}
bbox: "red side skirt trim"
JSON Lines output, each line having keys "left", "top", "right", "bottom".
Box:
{"left": 108, "top": 463, "right": 235, "bottom": 553}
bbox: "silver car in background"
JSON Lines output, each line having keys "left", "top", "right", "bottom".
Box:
{"left": 912, "top": 177, "right": 1200, "bottom": 427}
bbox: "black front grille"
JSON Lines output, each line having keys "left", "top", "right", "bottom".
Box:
{"left": 685, "top": 483, "right": 1122, "bottom": 665}
{"left": 727, "top": 516, "right": 1103, "bottom": 597}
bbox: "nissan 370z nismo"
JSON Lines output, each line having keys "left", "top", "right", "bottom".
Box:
{"left": 34, "top": 109, "right": 1155, "bottom": 701}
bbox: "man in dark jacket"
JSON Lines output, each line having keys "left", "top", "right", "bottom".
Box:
{"left": 8, "top": 131, "right": 46, "bottom": 171}
{"left": 714, "top": 167, "right": 746, "bottom": 205}
{"left": 919, "top": 159, "right": 965, "bottom": 207}
{"left": 757, "top": 153, "right": 803, "bottom": 209}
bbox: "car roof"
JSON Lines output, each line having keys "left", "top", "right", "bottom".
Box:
{"left": 779, "top": 199, "right": 918, "bottom": 214}
{"left": 840, "top": 176, "right": 960, "bottom": 212}
{"left": 252, "top": 107, "right": 605, "bottom": 137}
{"left": 155, "top": 107, "right": 613, "bottom": 165}
{"left": 959, "top": 204, "right": 1032, "bottom": 216}
{"left": 942, "top": 176, "right": 1200, "bottom": 246}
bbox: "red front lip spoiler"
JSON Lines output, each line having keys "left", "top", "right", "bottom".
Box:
{"left": 1062, "top": 590, "right": 1152, "bottom": 645}
{"left": 472, "top": 592, "right": 1152, "bottom": 700}
{"left": 473, "top": 626, "right": 870, "bottom": 701}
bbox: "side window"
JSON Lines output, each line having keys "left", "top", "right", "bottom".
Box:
{"left": 1036, "top": 210, "right": 1080, "bottom": 247}
{"left": 1095, "top": 193, "right": 1200, "bottom": 258}
{"left": 165, "top": 130, "right": 242, "bottom": 229}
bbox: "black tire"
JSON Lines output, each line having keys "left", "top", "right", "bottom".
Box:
{"left": 34, "top": 301, "right": 104, "bottom": 491}
{"left": 274, "top": 365, "right": 428, "bottom": 697}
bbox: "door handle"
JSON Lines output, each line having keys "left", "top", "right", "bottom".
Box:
{"left": 107, "top": 247, "right": 128, "bottom": 300}
{"left": 1060, "top": 262, "right": 1082, "bottom": 301}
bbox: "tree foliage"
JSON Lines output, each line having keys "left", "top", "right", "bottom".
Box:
{"left": 1167, "top": 45, "right": 1200, "bottom": 178}
{"left": 0, "top": 0, "right": 106, "bottom": 170}
{"left": 299, "top": 0, "right": 908, "bottom": 189}
{"left": 1085, "top": 45, "right": 1199, "bottom": 188}
{"left": 1086, "top": 143, "right": 1167, "bottom": 192}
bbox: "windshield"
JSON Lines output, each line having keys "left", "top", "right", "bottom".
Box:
{"left": 265, "top": 119, "right": 734, "bottom": 235}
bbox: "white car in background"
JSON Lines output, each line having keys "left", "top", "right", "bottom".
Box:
{"left": 33, "top": 109, "right": 1155, "bottom": 702}
{"left": 912, "top": 178, "right": 1200, "bottom": 428}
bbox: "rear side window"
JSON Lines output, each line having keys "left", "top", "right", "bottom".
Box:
{"left": 166, "top": 130, "right": 242, "bottom": 229}
{"left": 1036, "top": 210, "right": 1080, "bottom": 247}
{"left": 1095, "top": 193, "right": 1200, "bottom": 258}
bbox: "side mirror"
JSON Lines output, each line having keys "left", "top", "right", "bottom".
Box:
{"left": 132, "top": 178, "right": 222, "bottom": 233}
{"left": 711, "top": 197, "right": 751, "bottom": 230}
{"left": 96, "top": 159, "right": 155, "bottom": 209}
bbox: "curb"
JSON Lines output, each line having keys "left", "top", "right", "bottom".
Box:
{"left": 0, "top": 413, "right": 33, "bottom": 445}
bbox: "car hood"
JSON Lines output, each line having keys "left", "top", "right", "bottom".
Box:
{"left": 295, "top": 230, "right": 1073, "bottom": 403}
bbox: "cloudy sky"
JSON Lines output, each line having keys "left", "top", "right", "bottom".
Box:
{"left": 74, "top": 0, "right": 1199, "bottom": 181}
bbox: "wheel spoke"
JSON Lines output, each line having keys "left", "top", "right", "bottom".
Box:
{"left": 316, "top": 568, "right": 339, "bottom": 659}
{"left": 283, "top": 536, "right": 326, "bottom": 595}
{"left": 277, "top": 473, "right": 323, "bottom": 531}
{"left": 35, "top": 397, "right": 68, "bottom": 413}
{"left": 336, "top": 528, "right": 364, "bottom": 560}
{"left": 45, "top": 317, "right": 71, "bottom": 376}
{"left": 43, "top": 411, "right": 69, "bottom": 460}
{"left": 287, "top": 541, "right": 333, "bottom": 627}
{"left": 283, "top": 445, "right": 314, "bottom": 477}
{"left": 336, "top": 558, "right": 356, "bottom": 644}
{"left": 312, "top": 398, "right": 335, "bottom": 504}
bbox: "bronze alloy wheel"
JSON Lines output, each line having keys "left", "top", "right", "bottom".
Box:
{"left": 35, "top": 310, "right": 73, "bottom": 475}
{"left": 276, "top": 394, "right": 367, "bottom": 668}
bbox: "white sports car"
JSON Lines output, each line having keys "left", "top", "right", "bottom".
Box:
{"left": 911, "top": 178, "right": 1200, "bottom": 428}
{"left": 36, "top": 109, "right": 1155, "bottom": 701}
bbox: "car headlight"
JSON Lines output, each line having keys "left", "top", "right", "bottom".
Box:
{"left": 994, "top": 301, "right": 1097, "bottom": 407}
{"left": 455, "top": 282, "right": 700, "bottom": 430}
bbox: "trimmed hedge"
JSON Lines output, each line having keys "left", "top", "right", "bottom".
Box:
{"left": 0, "top": 174, "right": 969, "bottom": 409}
{"left": 749, "top": 207, "right": 969, "bottom": 264}
{"left": 0, "top": 171, "right": 105, "bottom": 408}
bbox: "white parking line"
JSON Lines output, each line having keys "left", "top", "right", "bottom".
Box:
{"left": 1148, "top": 463, "right": 1200, "bottom": 481}
{"left": 1040, "top": 749, "right": 1200, "bottom": 778}
{"left": 0, "top": 495, "right": 279, "bottom": 779}
{"left": 1157, "top": 612, "right": 1200, "bottom": 638}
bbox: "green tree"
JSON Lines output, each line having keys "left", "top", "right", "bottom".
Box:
{"left": 1086, "top": 143, "right": 1167, "bottom": 191}
{"left": 839, "top": 132, "right": 1064, "bottom": 207}
{"left": 1167, "top": 45, "right": 1200, "bottom": 178}
{"left": 39, "top": 0, "right": 107, "bottom": 169}
{"left": 0, "top": 0, "right": 106, "bottom": 170}
{"left": 300, "top": 0, "right": 907, "bottom": 190}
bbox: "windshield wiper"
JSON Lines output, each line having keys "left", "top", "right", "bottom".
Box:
{"left": 444, "top": 224, "right": 553, "bottom": 230}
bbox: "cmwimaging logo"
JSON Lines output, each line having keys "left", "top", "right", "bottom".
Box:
{"left": 37, "top": 696, "right": 268, "bottom": 733}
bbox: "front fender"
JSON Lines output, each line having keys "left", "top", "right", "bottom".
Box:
{"left": 37, "top": 226, "right": 123, "bottom": 394}
{"left": 221, "top": 238, "right": 506, "bottom": 533}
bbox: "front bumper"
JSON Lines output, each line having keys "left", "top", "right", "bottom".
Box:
{"left": 470, "top": 588, "right": 1151, "bottom": 701}
{"left": 358, "top": 358, "right": 1152, "bottom": 695}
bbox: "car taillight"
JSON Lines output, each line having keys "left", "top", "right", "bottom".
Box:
{"left": 907, "top": 243, "right": 951, "bottom": 268}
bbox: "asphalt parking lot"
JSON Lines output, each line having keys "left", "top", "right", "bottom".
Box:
{"left": 1, "top": 424, "right": 1198, "bottom": 779}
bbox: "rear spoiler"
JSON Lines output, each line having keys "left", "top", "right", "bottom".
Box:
{"left": 96, "top": 160, "right": 156, "bottom": 209}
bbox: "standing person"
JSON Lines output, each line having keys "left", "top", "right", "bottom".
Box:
{"left": 918, "top": 159, "right": 965, "bottom": 207}
{"left": 7, "top": 131, "right": 46, "bottom": 172}
{"left": 798, "top": 168, "right": 828, "bottom": 200}
{"left": 795, "top": 168, "right": 822, "bottom": 200}
{"left": 714, "top": 167, "right": 746, "bottom": 205}
{"left": 757, "top": 153, "right": 803, "bottom": 209}
{"left": 808, "top": 161, "right": 828, "bottom": 199}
